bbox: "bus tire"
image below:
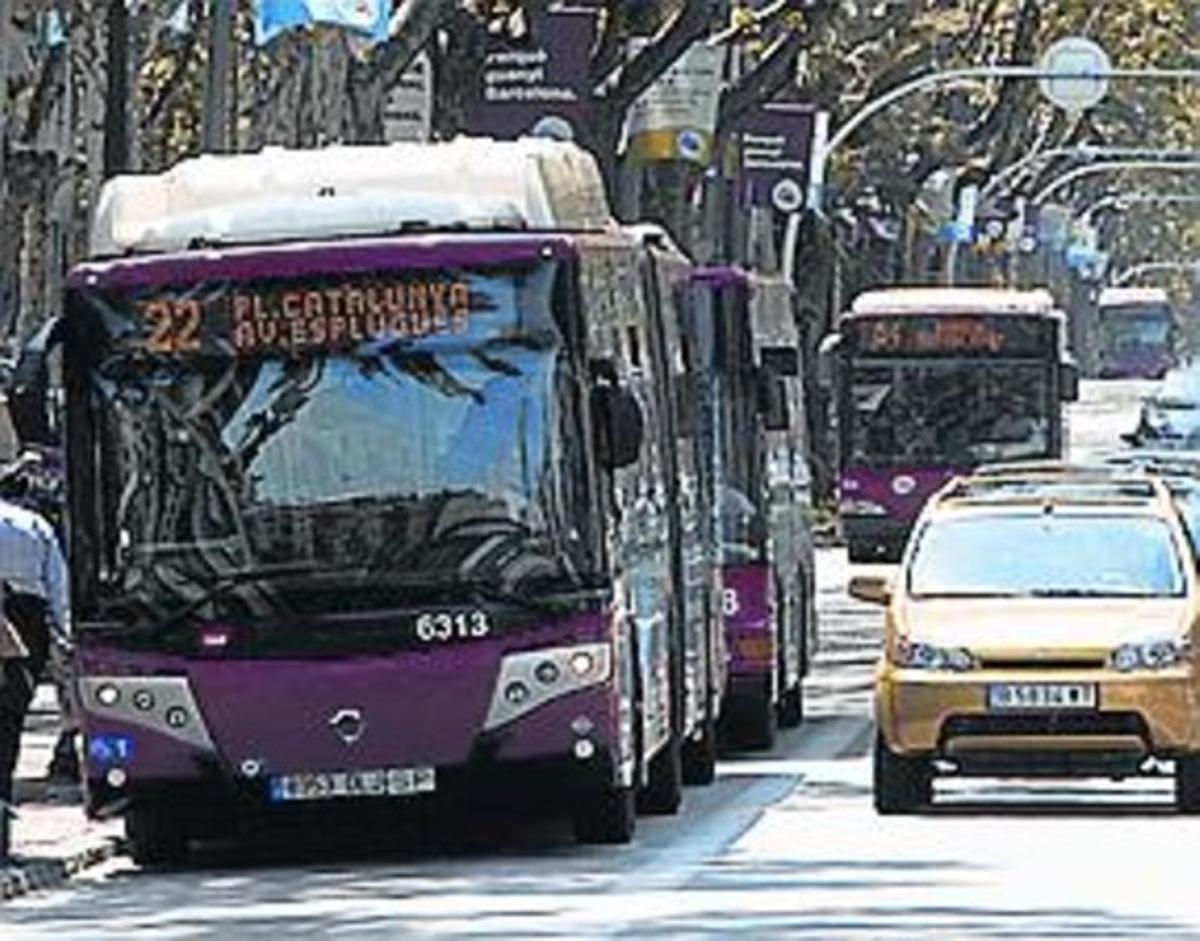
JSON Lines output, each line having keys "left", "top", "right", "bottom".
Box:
{"left": 681, "top": 716, "right": 718, "bottom": 786}
{"left": 638, "top": 734, "right": 683, "bottom": 815}
{"left": 727, "top": 676, "right": 776, "bottom": 752}
{"left": 126, "top": 803, "right": 189, "bottom": 868}
{"left": 1176, "top": 755, "right": 1200, "bottom": 813}
{"left": 873, "top": 733, "right": 931, "bottom": 815}
{"left": 778, "top": 683, "right": 804, "bottom": 728}
{"left": 572, "top": 784, "right": 636, "bottom": 845}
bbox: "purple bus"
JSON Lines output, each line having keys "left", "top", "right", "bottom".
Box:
{"left": 632, "top": 228, "right": 727, "bottom": 783}
{"left": 1097, "top": 287, "right": 1177, "bottom": 380}
{"left": 821, "top": 288, "right": 1078, "bottom": 563}
{"left": 680, "top": 268, "right": 815, "bottom": 750}
{"left": 13, "top": 141, "right": 700, "bottom": 861}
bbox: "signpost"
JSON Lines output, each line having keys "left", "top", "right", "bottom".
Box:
{"left": 463, "top": 8, "right": 596, "bottom": 141}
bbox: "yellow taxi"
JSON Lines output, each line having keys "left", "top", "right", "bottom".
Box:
{"left": 851, "top": 464, "right": 1200, "bottom": 814}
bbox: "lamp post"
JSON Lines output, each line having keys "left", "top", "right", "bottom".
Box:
{"left": 1115, "top": 261, "right": 1200, "bottom": 286}
{"left": 1032, "top": 159, "right": 1200, "bottom": 206}
{"left": 806, "top": 64, "right": 1200, "bottom": 213}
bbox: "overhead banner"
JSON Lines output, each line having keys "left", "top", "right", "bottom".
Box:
{"left": 383, "top": 53, "right": 433, "bottom": 143}
{"left": 464, "top": 8, "right": 598, "bottom": 141}
{"left": 253, "top": 0, "right": 390, "bottom": 47}
{"left": 624, "top": 41, "right": 723, "bottom": 165}
{"left": 729, "top": 101, "right": 817, "bottom": 212}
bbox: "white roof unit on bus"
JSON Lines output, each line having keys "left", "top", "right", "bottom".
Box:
{"left": 1098, "top": 286, "right": 1171, "bottom": 307}
{"left": 89, "top": 137, "right": 614, "bottom": 258}
{"left": 849, "top": 287, "right": 1058, "bottom": 317}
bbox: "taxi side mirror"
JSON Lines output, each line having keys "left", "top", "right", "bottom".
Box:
{"left": 849, "top": 575, "right": 892, "bottom": 606}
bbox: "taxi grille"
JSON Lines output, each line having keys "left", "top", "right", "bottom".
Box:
{"left": 940, "top": 712, "right": 1147, "bottom": 742}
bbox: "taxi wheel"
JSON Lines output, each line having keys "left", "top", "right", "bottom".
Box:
{"left": 873, "top": 733, "right": 932, "bottom": 815}
{"left": 1176, "top": 755, "right": 1200, "bottom": 813}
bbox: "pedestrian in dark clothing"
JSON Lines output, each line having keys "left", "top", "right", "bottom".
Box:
{"left": 0, "top": 493, "right": 71, "bottom": 864}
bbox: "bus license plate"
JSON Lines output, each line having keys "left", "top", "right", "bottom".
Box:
{"left": 987, "top": 683, "right": 1097, "bottom": 711}
{"left": 269, "top": 767, "right": 436, "bottom": 803}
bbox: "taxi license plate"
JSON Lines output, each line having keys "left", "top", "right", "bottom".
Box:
{"left": 269, "top": 767, "right": 436, "bottom": 803}
{"left": 987, "top": 683, "right": 1097, "bottom": 711}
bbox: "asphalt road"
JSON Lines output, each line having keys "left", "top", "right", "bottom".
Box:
{"left": 11, "top": 379, "right": 1198, "bottom": 940}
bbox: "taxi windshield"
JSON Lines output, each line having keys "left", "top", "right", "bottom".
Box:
{"left": 908, "top": 513, "right": 1186, "bottom": 599}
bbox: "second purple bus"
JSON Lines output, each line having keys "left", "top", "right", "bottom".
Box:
{"left": 822, "top": 288, "right": 1079, "bottom": 563}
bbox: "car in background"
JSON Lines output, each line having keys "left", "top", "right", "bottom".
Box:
{"left": 1101, "top": 450, "right": 1200, "bottom": 558}
{"left": 853, "top": 463, "right": 1200, "bottom": 814}
{"left": 1125, "top": 363, "right": 1200, "bottom": 448}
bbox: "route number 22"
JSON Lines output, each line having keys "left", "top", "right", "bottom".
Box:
{"left": 142, "top": 299, "right": 202, "bottom": 354}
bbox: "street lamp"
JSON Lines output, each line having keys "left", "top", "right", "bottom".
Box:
{"left": 1115, "top": 261, "right": 1200, "bottom": 286}
{"left": 806, "top": 63, "right": 1200, "bottom": 212}
{"left": 1032, "top": 159, "right": 1200, "bottom": 206}
{"left": 980, "top": 147, "right": 1200, "bottom": 201}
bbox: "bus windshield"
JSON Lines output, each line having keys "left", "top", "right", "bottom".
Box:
{"left": 1101, "top": 308, "right": 1172, "bottom": 350}
{"left": 70, "top": 260, "right": 599, "bottom": 623}
{"left": 849, "top": 361, "right": 1050, "bottom": 466}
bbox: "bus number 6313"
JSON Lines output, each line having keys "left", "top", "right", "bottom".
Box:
{"left": 415, "top": 611, "right": 492, "bottom": 642}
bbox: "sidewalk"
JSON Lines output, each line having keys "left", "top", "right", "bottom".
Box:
{"left": 2, "top": 684, "right": 124, "bottom": 901}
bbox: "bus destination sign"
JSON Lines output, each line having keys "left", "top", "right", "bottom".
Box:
{"left": 851, "top": 315, "right": 1050, "bottom": 358}
{"left": 133, "top": 276, "right": 473, "bottom": 356}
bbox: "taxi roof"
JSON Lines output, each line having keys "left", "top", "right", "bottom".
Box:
{"left": 933, "top": 462, "right": 1173, "bottom": 514}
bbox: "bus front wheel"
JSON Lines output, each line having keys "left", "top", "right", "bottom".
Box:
{"left": 638, "top": 735, "right": 682, "bottom": 815}
{"left": 724, "top": 676, "right": 777, "bottom": 752}
{"left": 126, "top": 803, "right": 190, "bottom": 868}
{"left": 572, "top": 784, "right": 636, "bottom": 844}
{"left": 681, "top": 715, "right": 718, "bottom": 785}
{"left": 778, "top": 683, "right": 804, "bottom": 728}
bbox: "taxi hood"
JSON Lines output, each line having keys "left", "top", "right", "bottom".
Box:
{"left": 898, "top": 596, "right": 1193, "bottom": 653}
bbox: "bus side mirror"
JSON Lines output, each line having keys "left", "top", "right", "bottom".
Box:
{"left": 592, "top": 383, "right": 644, "bottom": 471}
{"left": 1059, "top": 361, "right": 1080, "bottom": 403}
{"left": 817, "top": 333, "right": 842, "bottom": 391}
{"left": 9, "top": 316, "right": 64, "bottom": 448}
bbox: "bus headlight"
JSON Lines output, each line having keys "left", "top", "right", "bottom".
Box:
{"left": 839, "top": 499, "right": 889, "bottom": 517}
{"left": 96, "top": 684, "right": 120, "bottom": 707}
{"left": 484, "top": 643, "right": 612, "bottom": 732}
{"left": 569, "top": 651, "right": 597, "bottom": 677}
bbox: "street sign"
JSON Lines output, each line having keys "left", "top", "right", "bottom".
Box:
{"left": 1038, "top": 37, "right": 1111, "bottom": 114}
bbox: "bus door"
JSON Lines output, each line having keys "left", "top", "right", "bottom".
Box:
{"left": 750, "top": 276, "right": 813, "bottom": 720}
{"left": 578, "top": 241, "right": 680, "bottom": 808}
{"left": 642, "top": 244, "right": 722, "bottom": 783}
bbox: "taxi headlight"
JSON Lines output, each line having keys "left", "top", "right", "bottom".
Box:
{"left": 1109, "top": 639, "right": 1190, "bottom": 672}
{"left": 893, "top": 637, "right": 976, "bottom": 672}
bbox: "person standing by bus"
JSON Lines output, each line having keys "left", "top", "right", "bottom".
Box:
{"left": 0, "top": 482, "right": 71, "bottom": 863}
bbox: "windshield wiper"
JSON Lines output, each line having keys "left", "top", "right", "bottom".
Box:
{"left": 1026, "top": 588, "right": 1164, "bottom": 598}
{"left": 911, "top": 591, "right": 1024, "bottom": 600}
{"left": 463, "top": 578, "right": 586, "bottom": 619}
